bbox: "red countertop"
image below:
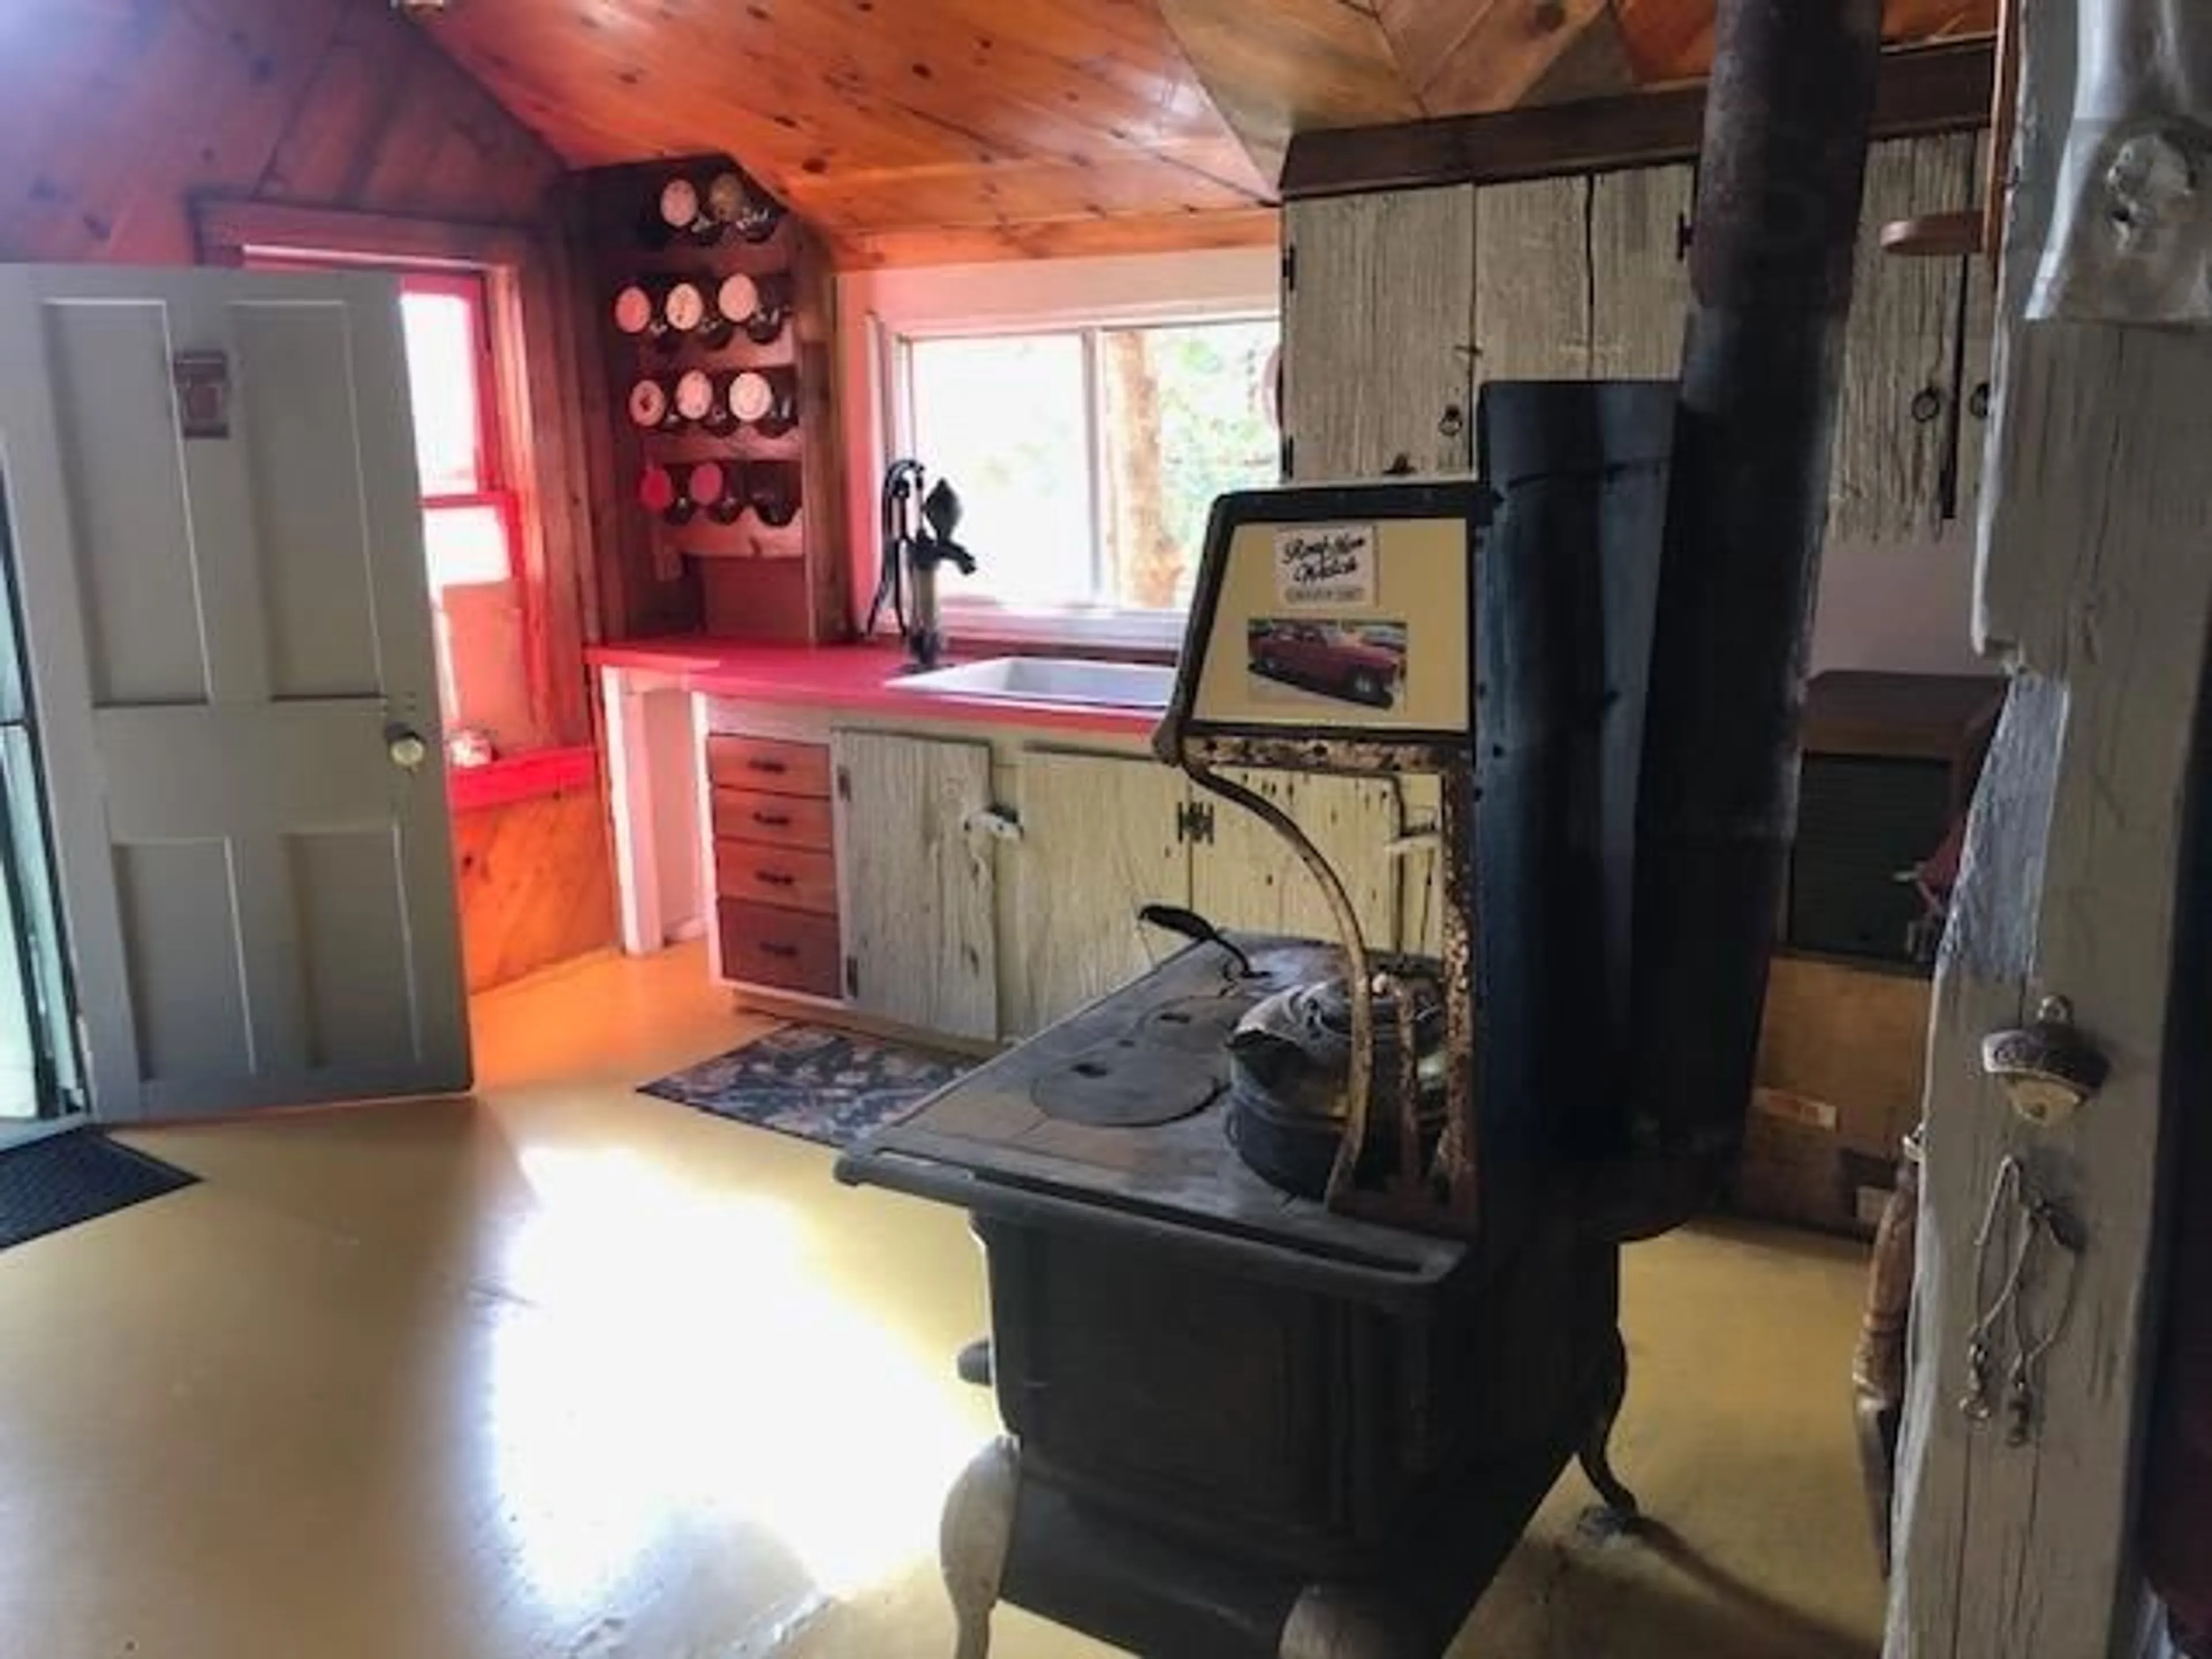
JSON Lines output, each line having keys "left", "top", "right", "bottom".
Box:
{"left": 585, "top": 638, "right": 1162, "bottom": 738}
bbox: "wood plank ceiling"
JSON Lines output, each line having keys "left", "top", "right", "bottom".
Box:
{"left": 413, "top": 0, "right": 1996, "bottom": 267}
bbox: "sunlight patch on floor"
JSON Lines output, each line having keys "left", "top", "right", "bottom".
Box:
{"left": 488, "top": 1145, "right": 980, "bottom": 1611}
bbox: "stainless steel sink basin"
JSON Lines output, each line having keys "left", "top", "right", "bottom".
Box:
{"left": 891, "top": 656, "right": 1174, "bottom": 712}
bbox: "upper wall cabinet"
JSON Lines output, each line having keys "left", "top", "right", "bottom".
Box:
{"left": 1281, "top": 188, "right": 1476, "bottom": 482}
{"left": 1281, "top": 137, "right": 1987, "bottom": 540}
{"left": 1827, "top": 134, "right": 1980, "bottom": 545}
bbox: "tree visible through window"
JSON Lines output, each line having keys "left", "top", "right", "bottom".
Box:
{"left": 903, "top": 317, "right": 1278, "bottom": 616}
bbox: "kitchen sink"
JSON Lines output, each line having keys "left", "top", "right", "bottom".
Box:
{"left": 891, "top": 656, "right": 1175, "bottom": 713}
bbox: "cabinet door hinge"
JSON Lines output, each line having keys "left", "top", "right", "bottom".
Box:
{"left": 1279, "top": 434, "right": 1295, "bottom": 481}
{"left": 1281, "top": 243, "right": 1297, "bottom": 291}
{"left": 1176, "top": 801, "right": 1216, "bottom": 845}
{"left": 835, "top": 766, "right": 851, "bottom": 802}
{"left": 844, "top": 955, "right": 859, "bottom": 998}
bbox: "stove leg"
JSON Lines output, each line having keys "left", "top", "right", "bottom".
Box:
{"left": 1577, "top": 1325, "right": 1641, "bottom": 1520}
{"left": 941, "top": 1435, "right": 1018, "bottom": 1659}
{"left": 1279, "top": 1583, "right": 1421, "bottom": 1659}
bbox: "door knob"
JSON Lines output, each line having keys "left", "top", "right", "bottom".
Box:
{"left": 386, "top": 725, "right": 430, "bottom": 772}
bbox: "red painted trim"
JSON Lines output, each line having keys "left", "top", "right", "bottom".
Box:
{"left": 449, "top": 744, "right": 599, "bottom": 813}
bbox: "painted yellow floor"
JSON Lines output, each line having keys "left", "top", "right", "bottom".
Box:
{"left": 0, "top": 945, "right": 1885, "bottom": 1658}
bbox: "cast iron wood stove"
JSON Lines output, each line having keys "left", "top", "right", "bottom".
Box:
{"left": 838, "top": 12, "right": 1881, "bottom": 1637}
{"left": 840, "top": 384, "right": 1686, "bottom": 1659}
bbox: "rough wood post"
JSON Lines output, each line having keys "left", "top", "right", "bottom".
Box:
{"left": 1888, "top": 1, "right": 2212, "bottom": 1653}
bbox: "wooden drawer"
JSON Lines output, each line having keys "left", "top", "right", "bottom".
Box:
{"left": 719, "top": 900, "right": 842, "bottom": 998}
{"left": 715, "top": 839, "right": 838, "bottom": 915}
{"left": 705, "top": 734, "right": 831, "bottom": 797}
{"left": 711, "top": 786, "right": 835, "bottom": 851}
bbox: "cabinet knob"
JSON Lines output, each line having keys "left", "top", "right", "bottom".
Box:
{"left": 1910, "top": 387, "right": 1945, "bottom": 425}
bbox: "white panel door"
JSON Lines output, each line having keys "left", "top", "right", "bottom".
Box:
{"left": 0, "top": 266, "right": 468, "bottom": 1119}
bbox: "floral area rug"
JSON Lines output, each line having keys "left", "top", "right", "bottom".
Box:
{"left": 640, "top": 1023, "right": 971, "bottom": 1150}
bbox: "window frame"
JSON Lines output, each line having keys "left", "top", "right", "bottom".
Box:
{"left": 399, "top": 270, "right": 527, "bottom": 594}
{"left": 193, "top": 196, "right": 593, "bottom": 756}
{"left": 882, "top": 298, "right": 1281, "bottom": 647}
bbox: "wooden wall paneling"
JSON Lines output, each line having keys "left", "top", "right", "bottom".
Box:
{"left": 1474, "top": 176, "right": 1594, "bottom": 387}
{"left": 452, "top": 786, "right": 617, "bottom": 994}
{"left": 832, "top": 729, "right": 998, "bottom": 1042}
{"left": 794, "top": 220, "right": 852, "bottom": 646}
{"left": 1281, "top": 188, "right": 1476, "bottom": 481}
{"left": 1589, "top": 164, "right": 1696, "bottom": 378}
{"left": 1012, "top": 749, "right": 1191, "bottom": 1038}
{"left": 0, "top": 0, "right": 562, "bottom": 267}
{"left": 1829, "top": 134, "right": 1979, "bottom": 544}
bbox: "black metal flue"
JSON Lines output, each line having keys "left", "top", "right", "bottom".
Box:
{"left": 1603, "top": 0, "right": 1886, "bottom": 1240}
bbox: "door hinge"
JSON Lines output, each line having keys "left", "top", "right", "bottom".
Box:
{"left": 1176, "top": 801, "right": 1216, "bottom": 846}
{"left": 844, "top": 955, "right": 859, "bottom": 998}
{"left": 835, "top": 766, "right": 851, "bottom": 802}
{"left": 1280, "top": 434, "right": 1295, "bottom": 481}
{"left": 1281, "top": 243, "right": 1297, "bottom": 291}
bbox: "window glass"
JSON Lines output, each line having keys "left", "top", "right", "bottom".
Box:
{"left": 399, "top": 287, "right": 486, "bottom": 497}
{"left": 900, "top": 317, "right": 1279, "bottom": 617}
{"left": 907, "top": 334, "right": 1092, "bottom": 610}
{"left": 1099, "top": 320, "right": 1277, "bottom": 612}
{"left": 423, "top": 503, "right": 513, "bottom": 590}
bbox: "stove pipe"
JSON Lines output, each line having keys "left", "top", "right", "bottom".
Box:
{"left": 1600, "top": 0, "right": 1884, "bottom": 1241}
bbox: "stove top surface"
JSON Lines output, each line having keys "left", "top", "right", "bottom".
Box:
{"left": 838, "top": 937, "right": 1468, "bottom": 1291}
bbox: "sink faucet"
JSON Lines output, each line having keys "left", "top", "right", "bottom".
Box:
{"left": 869, "top": 459, "right": 978, "bottom": 672}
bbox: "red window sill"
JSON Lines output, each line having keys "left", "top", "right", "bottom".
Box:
{"left": 448, "top": 745, "right": 598, "bottom": 813}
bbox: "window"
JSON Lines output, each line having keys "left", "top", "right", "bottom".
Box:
{"left": 397, "top": 273, "right": 522, "bottom": 593}
{"left": 897, "top": 316, "right": 1279, "bottom": 620}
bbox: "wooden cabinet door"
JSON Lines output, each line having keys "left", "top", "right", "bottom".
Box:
{"left": 1192, "top": 770, "right": 1402, "bottom": 951}
{"left": 1474, "top": 176, "right": 1593, "bottom": 388}
{"left": 1282, "top": 188, "right": 1476, "bottom": 480}
{"left": 1828, "top": 134, "right": 1980, "bottom": 544}
{"left": 1012, "top": 750, "right": 1190, "bottom": 1037}
{"left": 1590, "top": 164, "right": 1696, "bottom": 379}
{"left": 832, "top": 729, "right": 998, "bottom": 1041}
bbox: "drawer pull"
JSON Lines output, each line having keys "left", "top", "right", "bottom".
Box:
{"left": 759, "top": 942, "right": 800, "bottom": 960}
{"left": 756, "top": 870, "right": 797, "bottom": 888}
{"left": 752, "top": 810, "right": 793, "bottom": 828}
{"left": 747, "top": 759, "right": 789, "bottom": 776}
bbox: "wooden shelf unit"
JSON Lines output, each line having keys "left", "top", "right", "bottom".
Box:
{"left": 574, "top": 153, "right": 850, "bottom": 645}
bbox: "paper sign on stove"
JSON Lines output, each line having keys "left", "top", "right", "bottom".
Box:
{"left": 1274, "top": 524, "right": 1376, "bottom": 609}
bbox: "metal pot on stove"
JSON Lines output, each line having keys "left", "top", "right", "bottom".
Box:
{"left": 1225, "top": 972, "right": 1450, "bottom": 1200}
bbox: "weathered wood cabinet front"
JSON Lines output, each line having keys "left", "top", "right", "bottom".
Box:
{"left": 1282, "top": 139, "right": 1988, "bottom": 540}
{"left": 832, "top": 728, "right": 999, "bottom": 1041}
{"left": 1013, "top": 748, "right": 1190, "bottom": 1035}
{"left": 1281, "top": 188, "right": 1476, "bottom": 480}
{"left": 1191, "top": 768, "right": 1401, "bottom": 951}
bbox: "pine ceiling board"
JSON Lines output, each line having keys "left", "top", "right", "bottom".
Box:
{"left": 1615, "top": 0, "right": 1995, "bottom": 84}
{"left": 797, "top": 150, "right": 1266, "bottom": 235}
{"left": 836, "top": 204, "right": 1279, "bottom": 268}
{"left": 1154, "top": 0, "right": 1422, "bottom": 186}
{"left": 419, "top": 0, "right": 1266, "bottom": 248}
{"left": 1407, "top": 0, "right": 1626, "bottom": 114}
{"left": 681, "top": 0, "right": 1262, "bottom": 196}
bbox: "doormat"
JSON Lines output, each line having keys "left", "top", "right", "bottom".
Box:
{"left": 641, "top": 1024, "right": 972, "bottom": 1152}
{"left": 0, "top": 1128, "right": 198, "bottom": 1252}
